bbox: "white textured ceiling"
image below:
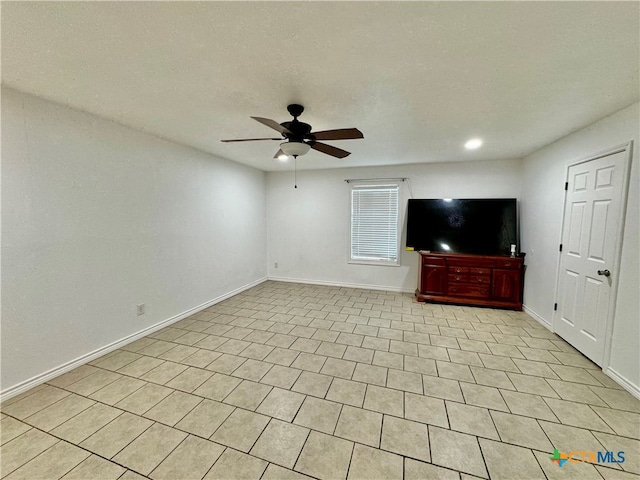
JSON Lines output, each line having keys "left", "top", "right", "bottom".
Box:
{"left": 2, "top": 1, "right": 638, "bottom": 172}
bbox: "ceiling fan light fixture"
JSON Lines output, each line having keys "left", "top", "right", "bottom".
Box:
{"left": 277, "top": 153, "right": 289, "bottom": 161}
{"left": 280, "top": 141, "right": 310, "bottom": 157}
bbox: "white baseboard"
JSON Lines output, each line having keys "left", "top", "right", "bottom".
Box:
{"left": 0, "top": 277, "right": 267, "bottom": 402}
{"left": 605, "top": 367, "right": 640, "bottom": 400}
{"left": 267, "top": 275, "right": 414, "bottom": 294}
{"left": 521, "top": 305, "right": 640, "bottom": 400}
{"left": 522, "top": 304, "right": 552, "bottom": 331}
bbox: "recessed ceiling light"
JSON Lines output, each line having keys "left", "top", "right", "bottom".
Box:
{"left": 465, "top": 138, "right": 483, "bottom": 150}
{"left": 277, "top": 154, "right": 289, "bottom": 161}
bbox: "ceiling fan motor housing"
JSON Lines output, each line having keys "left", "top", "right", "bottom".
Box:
{"left": 281, "top": 121, "right": 313, "bottom": 142}
{"left": 281, "top": 104, "right": 313, "bottom": 143}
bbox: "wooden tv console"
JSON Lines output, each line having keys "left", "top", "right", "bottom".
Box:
{"left": 415, "top": 251, "right": 524, "bottom": 310}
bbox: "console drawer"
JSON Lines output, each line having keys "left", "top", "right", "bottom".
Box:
{"left": 449, "top": 266, "right": 470, "bottom": 274}
{"left": 448, "top": 258, "right": 495, "bottom": 268}
{"left": 448, "top": 273, "right": 469, "bottom": 283}
{"left": 469, "top": 275, "right": 491, "bottom": 284}
{"left": 496, "top": 258, "right": 520, "bottom": 269}
{"left": 422, "top": 256, "right": 446, "bottom": 266}
{"left": 448, "top": 284, "right": 490, "bottom": 298}
{"left": 469, "top": 267, "right": 490, "bottom": 275}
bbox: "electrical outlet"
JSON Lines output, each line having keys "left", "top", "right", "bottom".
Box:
{"left": 274, "top": 262, "right": 278, "bottom": 268}
{"left": 137, "top": 304, "right": 145, "bottom": 316}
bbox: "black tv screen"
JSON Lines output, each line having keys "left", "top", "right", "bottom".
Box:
{"left": 406, "top": 198, "right": 518, "bottom": 255}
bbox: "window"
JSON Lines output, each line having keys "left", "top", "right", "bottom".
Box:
{"left": 350, "top": 183, "right": 400, "bottom": 265}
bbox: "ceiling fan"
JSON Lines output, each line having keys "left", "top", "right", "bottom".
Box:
{"left": 221, "top": 104, "right": 364, "bottom": 159}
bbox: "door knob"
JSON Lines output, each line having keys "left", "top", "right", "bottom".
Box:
{"left": 597, "top": 269, "right": 611, "bottom": 277}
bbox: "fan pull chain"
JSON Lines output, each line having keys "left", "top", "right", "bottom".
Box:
{"left": 294, "top": 156, "right": 298, "bottom": 189}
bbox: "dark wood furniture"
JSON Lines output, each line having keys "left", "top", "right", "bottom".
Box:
{"left": 416, "top": 251, "right": 524, "bottom": 310}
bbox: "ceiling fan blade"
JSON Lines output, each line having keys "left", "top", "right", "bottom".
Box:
{"left": 311, "top": 128, "right": 364, "bottom": 141}
{"left": 310, "top": 142, "right": 351, "bottom": 159}
{"left": 251, "top": 116, "right": 291, "bottom": 134}
{"left": 221, "top": 137, "right": 281, "bottom": 142}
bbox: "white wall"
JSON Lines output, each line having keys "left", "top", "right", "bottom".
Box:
{"left": 1, "top": 88, "right": 267, "bottom": 394}
{"left": 267, "top": 160, "right": 522, "bottom": 292}
{"left": 521, "top": 102, "right": 639, "bottom": 393}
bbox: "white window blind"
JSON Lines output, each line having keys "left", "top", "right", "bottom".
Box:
{"left": 350, "top": 184, "right": 399, "bottom": 264}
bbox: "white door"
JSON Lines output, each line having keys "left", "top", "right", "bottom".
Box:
{"left": 555, "top": 149, "right": 629, "bottom": 366}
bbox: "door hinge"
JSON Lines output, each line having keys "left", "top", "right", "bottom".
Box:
{"left": 564, "top": 182, "right": 568, "bottom": 191}
{"left": 554, "top": 303, "right": 558, "bottom": 311}
{"left": 559, "top": 244, "right": 563, "bottom": 252}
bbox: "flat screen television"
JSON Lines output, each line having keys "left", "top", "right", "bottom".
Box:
{"left": 406, "top": 198, "right": 518, "bottom": 256}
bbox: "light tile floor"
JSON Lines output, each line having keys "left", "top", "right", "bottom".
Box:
{"left": 2, "top": 281, "right": 639, "bottom": 479}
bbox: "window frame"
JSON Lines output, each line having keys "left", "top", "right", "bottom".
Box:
{"left": 348, "top": 182, "right": 401, "bottom": 267}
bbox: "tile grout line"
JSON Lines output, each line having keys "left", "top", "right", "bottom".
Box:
{"left": 475, "top": 432, "right": 492, "bottom": 479}
{"left": 288, "top": 425, "right": 313, "bottom": 478}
